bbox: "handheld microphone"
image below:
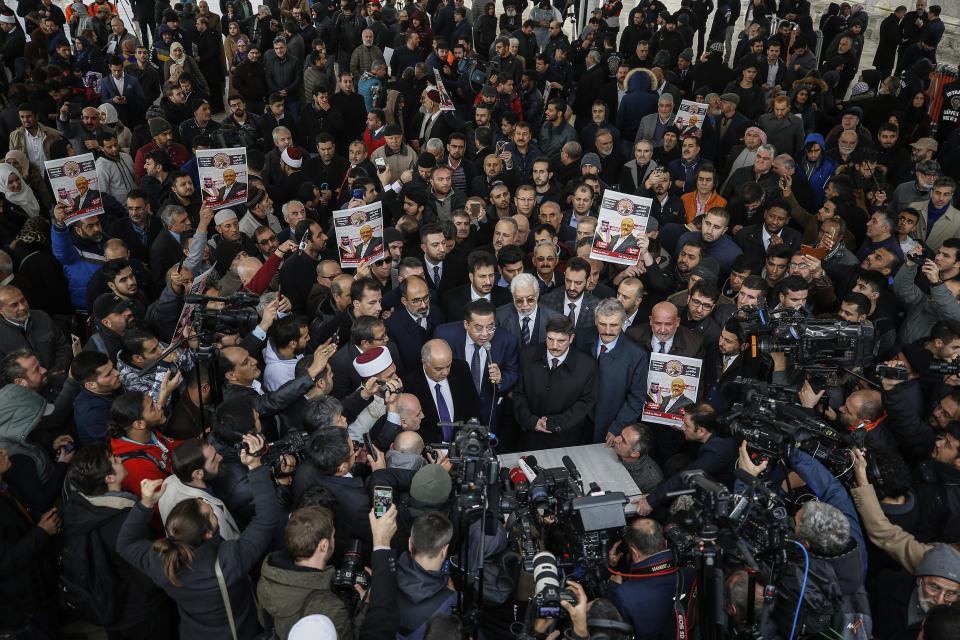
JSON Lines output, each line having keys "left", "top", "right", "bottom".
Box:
{"left": 518, "top": 456, "right": 538, "bottom": 482}
{"left": 561, "top": 455, "right": 581, "bottom": 482}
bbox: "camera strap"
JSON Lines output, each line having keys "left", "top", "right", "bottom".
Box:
{"left": 607, "top": 557, "right": 678, "bottom": 579}
{"left": 673, "top": 570, "right": 689, "bottom": 640}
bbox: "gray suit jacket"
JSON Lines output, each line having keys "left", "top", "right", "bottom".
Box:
{"left": 539, "top": 290, "right": 599, "bottom": 337}
{"left": 495, "top": 303, "right": 559, "bottom": 347}
{"left": 636, "top": 112, "right": 675, "bottom": 145}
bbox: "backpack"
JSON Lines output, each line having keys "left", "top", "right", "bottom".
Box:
{"left": 58, "top": 515, "right": 122, "bottom": 626}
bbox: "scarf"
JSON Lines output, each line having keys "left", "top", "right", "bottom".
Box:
{"left": 0, "top": 164, "right": 40, "bottom": 217}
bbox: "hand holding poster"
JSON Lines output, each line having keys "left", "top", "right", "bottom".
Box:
{"left": 334, "top": 201, "right": 385, "bottom": 268}
{"left": 674, "top": 100, "right": 708, "bottom": 137}
{"left": 432, "top": 70, "right": 456, "bottom": 112}
{"left": 589, "top": 189, "right": 654, "bottom": 266}
{"left": 45, "top": 153, "right": 104, "bottom": 225}
{"left": 197, "top": 148, "right": 248, "bottom": 210}
{"left": 641, "top": 353, "right": 703, "bottom": 429}
{"left": 170, "top": 264, "right": 217, "bottom": 343}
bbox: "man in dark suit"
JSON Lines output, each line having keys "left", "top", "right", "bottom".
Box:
{"left": 420, "top": 222, "right": 468, "bottom": 295}
{"left": 626, "top": 301, "right": 705, "bottom": 358}
{"left": 573, "top": 51, "right": 607, "bottom": 128}
{"left": 634, "top": 403, "right": 738, "bottom": 516}
{"left": 657, "top": 379, "right": 696, "bottom": 414}
{"left": 328, "top": 316, "right": 403, "bottom": 399}
{"left": 617, "top": 277, "right": 647, "bottom": 330}
{"left": 575, "top": 299, "right": 649, "bottom": 443}
{"left": 149, "top": 204, "right": 194, "bottom": 287}
{"left": 355, "top": 225, "right": 384, "bottom": 260}
{"left": 606, "top": 217, "right": 641, "bottom": 255}
{"left": 495, "top": 273, "right": 560, "bottom": 347}
{"left": 402, "top": 338, "right": 481, "bottom": 444}
{"left": 440, "top": 250, "right": 512, "bottom": 321}
{"left": 71, "top": 176, "right": 102, "bottom": 211}
{"left": 514, "top": 314, "right": 598, "bottom": 449}
{"left": 733, "top": 199, "right": 803, "bottom": 256}
{"left": 540, "top": 257, "right": 600, "bottom": 339}
{"left": 109, "top": 189, "right": 164, "bottom": 264}
{"left": 433, "top": 299, "right": 519, "bottom": 430}
{"left": 701, "top": 316, "right": 761, "bottom": 412}
{"left": 384, "top": 276, "right": 444, "bottom": 372}
{"left": 292, "top": 426, "right": 380, "bottom": 547}
{"left": 216, "top": 169, "right": 247, "bottom": 202}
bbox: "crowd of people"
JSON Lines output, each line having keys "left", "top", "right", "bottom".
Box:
{"left": 0, "top": 0, "right": 959, "bottom": 638}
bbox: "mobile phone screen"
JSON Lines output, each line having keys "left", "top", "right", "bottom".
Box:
{"left": 373, "top": 486, "right": 392, "bottom": 518}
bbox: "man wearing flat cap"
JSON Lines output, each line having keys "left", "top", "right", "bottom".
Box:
{"left": 715, "top": 92, "right": 751, "bottom": 166}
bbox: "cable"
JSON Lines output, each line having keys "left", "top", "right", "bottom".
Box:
{"left": 789, "top": 539, "right": 810, "bottom": 640}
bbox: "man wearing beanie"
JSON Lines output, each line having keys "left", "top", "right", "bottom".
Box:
{"left": 134, "top": 117, "right": 189, "bottom": 183}
{"left": 178, "top": 98, "right": 221, "bottom": 148}
{"left": 872, "top": 544, "right": 960, "bottom": 640}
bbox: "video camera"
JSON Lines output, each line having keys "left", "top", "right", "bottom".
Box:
{"left": 235, "top": 430, "right": 309, "bottom": 476}
{"left": 186, "top": 292, "right": 262, "bottom": 335}
{"left": 721, "top": 379, "right": 854, "bottom": 478}
{"left": 739, "top": 307, "right": 875, "bottom": 377}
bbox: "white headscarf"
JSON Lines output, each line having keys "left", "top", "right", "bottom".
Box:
{"left": 288, "top": 615, "right": 337, "bottom": 639}
{"left": 0, "top": 164, "right": 40, "bottom": 217}
{"left": 169, "top": 41, "right": 186, "bottom": 63}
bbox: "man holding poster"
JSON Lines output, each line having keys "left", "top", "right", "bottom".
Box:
{"left": 590, "top": 190, "right": 654, "bottom": 266}
{"left": 197, "top": 148, "right": 248, "bottom": 210}
{"left": 640, "top": 351, "right": 703, "bottom": 429}
{"left": 45, "top": 153, "right": 105, "bottom": 225}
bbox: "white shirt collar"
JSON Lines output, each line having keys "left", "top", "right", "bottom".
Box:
{"left": 650, "top": 333, "right": 675, "bottom": 353}
{"left": 547, "top": 348, "right": 570, "bottom": 368}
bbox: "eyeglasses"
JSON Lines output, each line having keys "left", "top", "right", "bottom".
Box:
{"left": 257, "top": 235, "right": 278, "bottom": 245}
{"left": 688, "top": 298, "right": 715, "bottom": 310}
{"left": 921, "top": 578, "right": 960, "bottom": 602}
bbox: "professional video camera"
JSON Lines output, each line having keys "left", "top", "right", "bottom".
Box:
{"left": 929, "top": 358, "right": 960, "bottom": 376}
{"left": 722, "top": 378, "right": 854, "bottom": 478}
{"left": 436, "top": 419, "right": 512, "bottom": 517}
{"left": 185, "top": 292, "right": 262, "bottom": 335}
{"left": 739, "top": 306, "right": 875, "bottom": 377}
{"left": 235, "top": 430, "right": 310, "bottom": 476}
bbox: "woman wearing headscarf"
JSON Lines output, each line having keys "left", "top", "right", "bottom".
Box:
{"left": 9, "top": 218, "right": 75, "bottom": 319}
{"left": 4, "top": 151, "right": 52, "bottom": 212}
{"left": 73, "top": 33, "right": 107, "bottom": 75}
{"left": 0, "top": 165, "right": 41, "bottom": 220}
{"left": 411, "top": 10, "right": 434, "bottom": 59}
{"left": 224, "top": 22, "right": 250, "bottom": 74}
{"left": 163, "top": 41, "right": 211, "bottom": 95}
{"left": 901, "top": 90, "right": 932, "bottom": 141}
{"left": 97, "top": 103, "right": 133, "bottom": 154}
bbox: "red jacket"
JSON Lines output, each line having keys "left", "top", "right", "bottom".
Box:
{"left": 110, "top": 432, "right": 180, "bottom": 498}
{"left": 363, "top": 128, "right": 387, "bottom": 158}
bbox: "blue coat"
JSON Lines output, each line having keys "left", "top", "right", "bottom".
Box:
{"left": 575, "top": 330, "right": 649, "bottom": 442}
{"left": 100, "top": 73, "right": 146, "bottom": 105}
{"left": 73, "top": 388, "right": 118, "bottom": 445}
{"left": 616, "top": 69, "right": 658, "bottom": 143}
{"left": 51, "top": 223, "right": 104, "bottom": 311}
{"left": 606, "top": 550, "right": 697, "bottom": 640}
{"left": 799, "top": 133, "right": 837, "bottom": 209}
{"left": 383, "top": 304, "right": 445, "bottom": 372}
{"left": 433, "top": 321, "right": 519, "bottom": 428}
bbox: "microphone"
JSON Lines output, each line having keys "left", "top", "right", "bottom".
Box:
{"left": 561, "top": 455, "right": 581, "bottom": 482}
{"left": 518, "top": 456, "right": 539, "bottom": 482}
{"left": 509, "top": 466, "right": 530, "bottom": 488}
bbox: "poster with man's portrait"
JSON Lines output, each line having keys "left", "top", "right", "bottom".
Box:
{"left": 197, "top": 148, "right": 248, "bottom": 210}
{"left": 641, "top": 353, "right": 703, "bottom": 429}
{"left": 334, "top": 201, "right": 384, "bottom": 268}
{"left": 45, "top": 153, "right": 104, "bottom": 224}
{"left": 590, "top": 190, "right": 653, "bottom": 266}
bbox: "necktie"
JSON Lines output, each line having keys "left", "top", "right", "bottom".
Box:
{"left": 567, "top": 302, "right": 577, "bottom": 324}
{"left": 599, "top": 344, "right": 607, "bottom": 358}
{"left": 435, "top": 383, "right": 453, "bottom": 440}
{"left": 521, "top": 316, "right": 531, "bottom": 345}
{"left": 551, "top": 357, "right": 559, "bottom": 370}
{"left": 658, "top": 341, "right": 666, "bottom": 353}
{"left": 432, "top": 264, "right": 441, "bottom": 286}
{"left": 471, "top": 343, "right": 483, "bottom": 392}
{"left": 722, "top": 355, "right": 732, "bottom": 372}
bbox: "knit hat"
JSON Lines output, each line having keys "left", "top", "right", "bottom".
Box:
{"left": 280, "top": 146, "right": 302, "bottom": 168}
{"left": 148, "top": 117, "right": 173, "bottom": 137}
{"left": 246, "top": 187, "right": 266, "bottom": 210}
{"left": 190, "top": 97, "right": 209, "bottom": 113}
{"left": 580, "top": 153, "right": 602, "bottom": 170}
{"left": 418, "top": 152, "right": 437, "bottom": 168}
{"left": 842, "top": 106, "right": 863, "bottom": 120}
{"left": 481, "top": 84, "right": 497, "bottom": 99}
{"left": 353, "top": 346, "right": 393, "bottom": 378}
{"left": 849, "top": 82, "right": 869, "bottom": 97}
{"left": 383, "top": 124, "right": 403, "bottom": 137}
{"left": 679, "top": 48, "right": 693, "bottom": 62}
{"left": 426, "top": 88, "right": 441, "bottom": 103}
{"left": 213, "top": 209, "right": 238, "bottom": 225}
{"left": 94, "top": 293, "right": 133, "bottom": 319}
{"left": 745, "top": 126, "right": 767, "bottom": 145}
{"left": 384, "top": 227, "right": 403, "bottom": 245}
{"left": 97, "top": 103, "right": 118, "bottom": 125}
{"left": 663, "top": 12, "right": 677, "bottom": 24}
{"left": 690, "top": 257, "right": 719, "bottom": 283}
{"left": 916, "top": 545, "right": 960, "bottom": 583}
{"left": 288, "top": 615, "right": 337, "bottom": 640}
{"left": 410, "top": 464, "right": 452, "bottom": 505}
{"left": 911, "top": 137, "right": 938, "bottom": 152}
{"left": 720, "top": 92, "right": 740, "bottom": 106}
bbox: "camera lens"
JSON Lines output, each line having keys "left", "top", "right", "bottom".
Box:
{"left": 532, "top": 551, "right": 560, "bottom": 595}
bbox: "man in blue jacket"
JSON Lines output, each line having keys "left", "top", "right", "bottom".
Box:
{"left": 50, "top": 204, "right": 107, "bottom": 312}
